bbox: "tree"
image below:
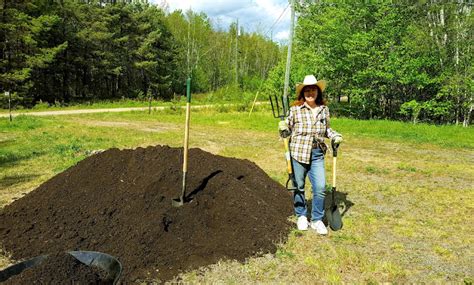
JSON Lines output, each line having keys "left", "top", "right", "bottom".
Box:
{"left": 1, "top": 0, "right": 67, "bottom": 105}
{"left": 267, "top": 0, "right": 473, "bottom": 125}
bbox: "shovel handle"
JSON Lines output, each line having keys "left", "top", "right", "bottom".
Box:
{"left": 283, "top": 137, "right": 297, "bottom": 191}
{"left": 331, "top": 140, "right": 339, "bottom": 188}
{"left": 183, "top": 77, "right": 191, "bottom": 173}
{"left": 183, "top": 102, "right": 190, "bottom": 173}
{"left": 181, "top": 78, "right": 191, "bottom": 201}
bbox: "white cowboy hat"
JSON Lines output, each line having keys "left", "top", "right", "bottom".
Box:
{"left": 296, "top": 75, "right": 327, "bottom": 98}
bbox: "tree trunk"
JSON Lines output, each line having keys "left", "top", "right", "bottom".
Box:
{"left": 148, "top": 93, "right": 152, "bottom": 114}
{"left": 455, "top": 6, "right": 460, "bottom": 125}
{"left": 142, "top": 70, "right": 148, "bottom": 99}
{"left": 463, "top": 104, "right": 472, "bottom": 127}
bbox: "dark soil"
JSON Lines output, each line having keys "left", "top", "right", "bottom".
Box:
{"left": 0, "top": 146, "right": 293, "bottom": 283}
{"left": 3, "top": 252, "right": 112, "bottom": 284}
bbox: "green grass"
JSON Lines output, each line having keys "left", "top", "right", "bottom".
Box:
{"left": 0, "top": 107, "right": 473, "bottom": 283}
{"left": 335, "top": 118, "right": 473, "bottom": 149}
{"left": 74, "top": 106, "right": 474, "bottom": 149}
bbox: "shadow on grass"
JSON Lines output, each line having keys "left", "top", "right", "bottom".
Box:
{"left": 0, "top": 151, "right": 45, "bottom": 167}
{"left": 306, "top": 191, "right": 355, "bottom": 219}
{"left": 0, "top": 173, "right": 40, "bottom": 188}
{"left": 334, "top": 191, "right": 354, "bottom": 217}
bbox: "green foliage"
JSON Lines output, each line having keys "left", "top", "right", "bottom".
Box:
{"left": 165, "top": 10, "right": 280, "bottom": 93}
{"left": 192, "top": 85, "right": 257, "bottom": 108}
{"left": 2, "top": 1, "right": 280, "bottom": 108}
{"left": 267, "top": 1, "right": 473, "bottom": 125}
{"left": 1, "top": 2, "right": 66, "bottom": 98}
{"left": 400, "top": 100, "right": 423, "bottom": 123}
{"left": 3, "top": 1, "right": 472, "bottom": 127}
{"left": 53, "top": 139, "right": 83, "bottom": 157}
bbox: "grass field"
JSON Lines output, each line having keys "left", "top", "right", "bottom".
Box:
{"left": 0, "top": 105, "right": 473, "bottom": 283}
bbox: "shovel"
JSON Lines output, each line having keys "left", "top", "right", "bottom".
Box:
{"left": 326, "top": 139, "right": 343, "bottom": 231}
{"left": 173, "top": 77, "right": 192, "bottom": 207}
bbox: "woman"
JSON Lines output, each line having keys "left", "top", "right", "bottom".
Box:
{"left": 279, "top": 75, "right": 343, "bottom": 234}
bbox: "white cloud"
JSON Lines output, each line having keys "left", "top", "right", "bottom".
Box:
{"left": 154, "top": 0, "right": 291, "bottom": 41}
{"left": 164, "top": 0, "right": 244, "bottom": 15}
{"left": 274, "top": 30, "right": 289, "bottom": 42}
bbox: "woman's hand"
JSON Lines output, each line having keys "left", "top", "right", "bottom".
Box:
{"left": 278, "top": 120, "right": 291, "bottom": 138}
{"left": 332, "top": 134, "right": 343, "bottom": 144}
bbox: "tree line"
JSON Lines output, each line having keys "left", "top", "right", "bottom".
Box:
{"left": 1, "top": 0, "right": 280, "bottom": 106}
{"left": 1, "top": 0, "right": 472, "bottom": 125}
{"left": 265, "top": 0, "right": 473, "bottom": 125}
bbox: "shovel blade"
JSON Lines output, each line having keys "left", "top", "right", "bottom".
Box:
{"left": 327, "top": 205, "right": 343, "bottom": 231}
{"left": 172, "top": 197, "right": 184, "bottom": 207}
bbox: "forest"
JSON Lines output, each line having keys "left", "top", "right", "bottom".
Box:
{"left": 1, "top": 0, "right": 473, "bottom": 125}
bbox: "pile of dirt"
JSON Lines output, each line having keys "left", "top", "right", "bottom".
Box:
{"left": 0, "top": 146, "right": 293, "bottom": 282}
{"left": 3, "top": 253, "right": 112, "bottom": 285}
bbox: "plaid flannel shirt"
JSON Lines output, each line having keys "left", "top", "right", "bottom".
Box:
{"left": 285, "top": 104, "right": 339, "bottom": 164}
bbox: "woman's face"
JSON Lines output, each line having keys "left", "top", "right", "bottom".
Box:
{"left": 303, "top": 86, "right": 318, "bottom": 103}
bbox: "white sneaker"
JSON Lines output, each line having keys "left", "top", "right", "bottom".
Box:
{"left": 310, "top": 220, "right": 328, "bottom": 235}
{"left": 297, "top": 216, "right": 308, "bottom": 231}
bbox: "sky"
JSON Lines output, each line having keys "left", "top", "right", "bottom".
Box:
{"left": 152, "top": 0, "right": 291, "bottom": 42}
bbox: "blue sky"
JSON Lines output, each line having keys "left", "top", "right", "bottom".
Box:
{"left": 152, "top": 0, "right": 291, "bottom": 42}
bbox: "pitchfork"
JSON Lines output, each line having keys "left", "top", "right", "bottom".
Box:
{"left": 270, "top": 94, "right": 297, "bottom": 191}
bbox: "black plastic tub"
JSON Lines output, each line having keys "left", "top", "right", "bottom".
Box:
{"left": 0, "top": 251, "right": 122, "bottom": 284}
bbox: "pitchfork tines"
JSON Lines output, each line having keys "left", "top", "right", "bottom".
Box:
{"left": 269, "top": 94, "right": 290, "bottom": 120}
